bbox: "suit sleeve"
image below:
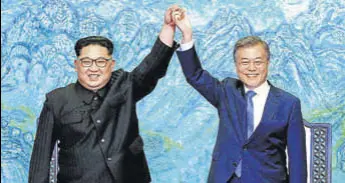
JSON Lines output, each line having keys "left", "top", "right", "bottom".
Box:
{"left": 131, "top": 37, "right": 176, "bottom": 101}
{"left": 176, "top": 46, "right": 222, "bottom": 107}
{"left": 287, "top": 99, "right": 307, "bottom": 183}
{"left": 28, "top": 99, "right": 58, "bottom": 183}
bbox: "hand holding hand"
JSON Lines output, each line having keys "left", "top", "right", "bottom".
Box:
{"left": 164, "top": 5, "right": 180, "bottom": 26}
{"left": 160, "top": 5, "right": 181, "bottom": 47}
{"left": 171, "top": 7, "right": 192, "bottom": 43}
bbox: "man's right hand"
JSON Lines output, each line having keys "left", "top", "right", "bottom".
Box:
{"left": 159, "top": 5, "right": 182, "bottom": 47}
{"left": 172, "top": 7, "right": 193, "bottom": 44}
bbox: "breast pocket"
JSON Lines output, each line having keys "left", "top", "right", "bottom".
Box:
{"left": 61, "top": 112, "right": 83, "bottom": 124}
{"left": 59, "top": 111, "right": 86, "bottom": 149}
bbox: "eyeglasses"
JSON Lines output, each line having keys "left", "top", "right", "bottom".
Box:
{"left": 77, "top": 57, "right": 112, "bottom": 68}
{"left": 237, "top": 60, "right": 267, "bottom": 69}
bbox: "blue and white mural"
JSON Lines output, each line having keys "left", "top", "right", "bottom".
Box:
{"left": 1, "top": 0, "right": 344, "bottom": 182}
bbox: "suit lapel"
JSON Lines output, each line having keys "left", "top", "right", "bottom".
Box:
{"left": 237, "top": 82, "right": 248, "bottom": 143}
{"left": 245, "top": 83, "right": 281, "bottom": 144}
{"left": 228, "top": 81, "right": 247, "bottom": 143}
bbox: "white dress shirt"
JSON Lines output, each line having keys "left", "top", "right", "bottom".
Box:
{"left": 178, "top": 40, "right": 271, "bottom": 131}
{"left": 177, "top": 40, "right": 194, "bottom": 51}
{"left": 244, "top": 82, "right": 270, "bottom": 131}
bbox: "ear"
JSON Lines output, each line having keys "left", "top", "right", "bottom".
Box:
{"left": 111, "top": 60, "right": 116, "bottom": 70}
{"left": 74, "top": 60, "right": 78, "bottom": 71}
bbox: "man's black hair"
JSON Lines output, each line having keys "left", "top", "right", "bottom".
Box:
{"left": 75, "top": 36, "right": 114, "bottom": 57}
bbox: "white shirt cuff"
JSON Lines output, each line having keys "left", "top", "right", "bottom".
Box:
{"left": 177, "top": 40, "right": 194, "bottom": 51}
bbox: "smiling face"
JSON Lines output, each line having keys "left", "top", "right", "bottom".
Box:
{"left": 74, "top": 44, "right": 115, "bottom": 91}
{"left": 235, "top": 43, "right": 269, "bottom": 90}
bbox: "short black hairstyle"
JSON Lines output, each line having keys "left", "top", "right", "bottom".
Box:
{"left": 74, "top": 36, "right": 114, "bottom": 57}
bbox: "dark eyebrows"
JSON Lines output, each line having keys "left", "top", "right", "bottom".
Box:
{"left": 79, "top": 57, "right": 111, "bottom": 60}
{"left": 240, "top": 57, "right": 264, "bottom": 61}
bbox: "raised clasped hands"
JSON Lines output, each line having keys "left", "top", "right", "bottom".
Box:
{"left": 167, "top": 5, "right": 193, "bottom": 43}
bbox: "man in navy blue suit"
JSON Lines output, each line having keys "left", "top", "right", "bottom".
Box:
{"left": 171, "top": 7, "right": 307, "bottom": 183}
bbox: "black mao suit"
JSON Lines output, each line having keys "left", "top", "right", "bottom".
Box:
{"left": 29, "top": 38, "right": 176, "bottom": 183}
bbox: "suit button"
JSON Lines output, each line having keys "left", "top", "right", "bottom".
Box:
{"left": 107, "top": 158, "right": 112, "bottom": 161}
{"left": 96, "top": 120, "right": 101, "bottom": 124}
{"left": 94, "top": 97, "right": 98, "bottom": 101}
{"left": 101, "top": 139, "right": 105, "bottom": 143}
{"left": 232, "top": 162, "right": 237, "bottom": 167}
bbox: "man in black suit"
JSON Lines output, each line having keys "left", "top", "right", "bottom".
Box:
{"left": 29, "top": 6, "right": 180, "bottom": 183}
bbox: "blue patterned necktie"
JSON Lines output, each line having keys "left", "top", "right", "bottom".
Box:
{"left": 246, "top": 91, "right": 256, "bottom": 138}
{"left": 235, "top": 90, "right": 256, "bottom": 177}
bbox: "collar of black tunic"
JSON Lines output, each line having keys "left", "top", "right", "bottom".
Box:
{"left": 75, "top": 81, "right": 109, "bottom": 105}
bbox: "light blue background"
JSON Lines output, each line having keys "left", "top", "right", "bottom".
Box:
{"left": 1, "top": 0, "right": 344, "bottom": 182}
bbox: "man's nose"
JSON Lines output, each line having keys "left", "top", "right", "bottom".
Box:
{"left": 248, "top": 62, "right": 256, "bottom": 70}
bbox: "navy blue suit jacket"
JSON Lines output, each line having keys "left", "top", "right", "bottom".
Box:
{"left": 177, "top": 47, "right": 307, "bottom": 183}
